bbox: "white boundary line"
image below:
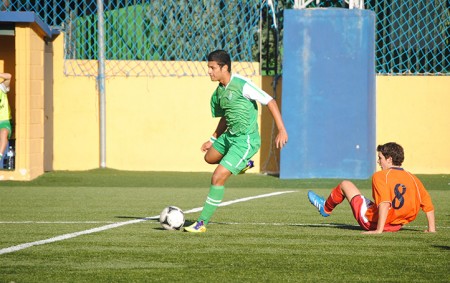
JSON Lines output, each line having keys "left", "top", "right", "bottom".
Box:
{"left": 0, "top": 221, "right": 116, "bottom": 224}
{"left": 3, "top": 221, "right": 447, "bottom": 230}
{"left": 0, "top": 191, "right": 296, "bottom": 255}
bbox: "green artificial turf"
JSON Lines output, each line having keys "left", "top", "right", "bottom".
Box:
{"left": 0, "top": 170, "right": 448, "bottom": 282}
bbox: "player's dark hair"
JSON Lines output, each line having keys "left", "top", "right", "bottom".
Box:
{"left": 377, "top": 142, "right": 404, "bottom": 166}
{"left": 207, "top": 50, "right": 231, "bottom": 72}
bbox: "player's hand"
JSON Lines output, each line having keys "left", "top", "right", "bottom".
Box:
{"left": 201, "top": 141, "right": 212, "bottom": 152}
{"left": 362, "top": 230, "right": 383, "bottom": 235}
{"left": 275, "top": 129, "right": 288, "bottom": 149}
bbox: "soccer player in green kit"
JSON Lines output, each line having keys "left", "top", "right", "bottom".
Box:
{"left": 184, "top": 50, "right": 288, "bottom": 233}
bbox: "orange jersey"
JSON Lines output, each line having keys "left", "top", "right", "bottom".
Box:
{"left": 365, "top": 168, "right": 434, "bottom": 225}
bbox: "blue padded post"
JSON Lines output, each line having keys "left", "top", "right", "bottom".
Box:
{"left": 280, "top": 8, "right": 376, "bottom": 179}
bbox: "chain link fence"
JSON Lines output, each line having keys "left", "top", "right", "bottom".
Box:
{"left": 2, "top": 0, "right": 449, "bottom": 76}
{"left": 267, "top": 0, "right": 449, "bottom": 75}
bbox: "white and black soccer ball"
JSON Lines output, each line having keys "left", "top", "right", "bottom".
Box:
{"left": 159, "top": 206, "right": 185, "bottom": 230}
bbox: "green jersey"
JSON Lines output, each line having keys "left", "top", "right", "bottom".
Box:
{"left": 210, "top": 74, "right": 273, "bottom": 135}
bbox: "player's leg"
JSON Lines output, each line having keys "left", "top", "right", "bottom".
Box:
{"left": 204, "top": 131, "right": 227, "bottom": 165}
{"left": 307, "top": 191, "right": 330, "bottom": 217}
{"left": 308, "top": 180, "right": 362, "bottom": 216}
{"left": 325, "top": 180, "right": 361, "bottom": 212}
{"left": 185, "top": 134, "right": 230, "bottom": 232}
{"left": 349, "top": 195, "right": 377, "bottom": 231}
{"left": 339, "top": 180, "right": 362, "bottom": 201}
{"left": 207, "top": 132, "right": 260, "bottom": 175}
{"left": 204, "top": 146, "right": 223, "bottom": 164}
{"left": 0, "top": 127, "right": 10, "bottom": 169}
{"left": 184, "top": 165, "right": 231, "bottom": 233}
{"left": 238, "top": 159, "right": 254, "bottom": 174}
{"left": 199, "top": 165, "right": 231, "bottom": 222}
{"left": 349, "top": 195, "right": 402, "bottom": 232}
{"left": 185, "top": 134, "right": 259, "bottom": 233}
{"left": 197, "top": 134, "right": 259, "bottom": 222}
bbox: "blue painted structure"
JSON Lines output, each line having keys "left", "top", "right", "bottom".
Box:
{"left": 280, "top": 8, "right": 376, "bottom": 179}
{"left": 0, "top": 11, "right": 60, "bottom": 40}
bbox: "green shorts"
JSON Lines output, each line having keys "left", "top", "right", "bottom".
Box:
{"left": 213, "top": 131, "right": 261, "bottom": 175}
{"left": 0, "top": 120, "right": 12, "bottom": 139}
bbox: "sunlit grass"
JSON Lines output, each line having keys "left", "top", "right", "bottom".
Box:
{"left": 0, "top": 170, "right": 448, "bottom": 282}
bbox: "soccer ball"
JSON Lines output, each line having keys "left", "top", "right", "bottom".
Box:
{"left": 159, "top": 206, "right": 185, "bottom": 230}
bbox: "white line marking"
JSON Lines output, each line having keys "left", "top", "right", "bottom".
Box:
{"left": 5, "top": 221, "right": 446, "bottom": 230}
{"left": 183, "top": 191, "right": 297, "bottom": 214}
{"left": 0, "top": 221, "right": 116, "bottom": 224}
{"left": 0, "top": 191, "right": 296, "bottom": 255}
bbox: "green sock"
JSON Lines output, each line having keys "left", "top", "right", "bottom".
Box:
{"left": 198, "top": 185, "right": 225, "bottom": 225}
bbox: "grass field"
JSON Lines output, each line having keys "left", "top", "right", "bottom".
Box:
{"left": 0, "top": 170, "right": 449, "bottom": 282}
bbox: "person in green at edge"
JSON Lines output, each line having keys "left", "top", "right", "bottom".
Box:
{"left": 184, "top": 50, "right": 288, "bottom": 233}
{"left": 0, "top": 72, "right": 12, "bottom": 169}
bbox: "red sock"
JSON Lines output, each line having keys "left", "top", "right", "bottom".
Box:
{"left": 324, "top": 184, "right": 345, "bottom": 214}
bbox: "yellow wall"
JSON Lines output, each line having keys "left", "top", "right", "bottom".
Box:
{"left": 52, "top": 35, "right": 261, "bottom": 172}
{"left": 259, "top": 76, "right": 450, "bottom": 174}
{"left": 0, "top": 24, "right": 47, "bottom": 180}
{"left": 376, "top": 76, "right": 450, "bottom": 173}
{"left": 52, "top": 33, "right": 450, "bottom": 174}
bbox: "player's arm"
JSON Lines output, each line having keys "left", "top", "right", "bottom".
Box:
{"left": 242, "top": 81, "right": 288, "bottom": 149}
{"left": 0, "top": 73, "right": 11, "bottom": 89}
{"left": 267, "top": 99, "right": 288, "bottom": 149}
{"left": 414, "top": 177, "right": 436, "bottom": 233}
{"left": 211, "top": 116, "right": 227, "bottom": 139}
{"left": 363, "top": 201, "right": 390, "bottom": 234}
{"left": 424, "top": 210, "right": 436, "bottom": 233}
{"left": 201, "top": 117, "right": 227, "bottom": 152}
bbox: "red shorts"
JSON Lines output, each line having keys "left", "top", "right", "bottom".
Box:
{"left": 350, "top": 195, "right": 402, "bottom": 232}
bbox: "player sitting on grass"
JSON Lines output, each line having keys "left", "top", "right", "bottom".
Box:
{"left": 308, "top": 142, "right": 436, "bottom": 234}
{"left": 184, "top": 50, "right": 288, "bottom": 233}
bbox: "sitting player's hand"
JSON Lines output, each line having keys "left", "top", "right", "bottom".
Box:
{"left": 362, "top": 230, "right": 383, "bottom": 235}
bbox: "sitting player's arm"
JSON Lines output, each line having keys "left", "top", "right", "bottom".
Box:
{"left": 266, "top": 100, "right": 288, "bottom": 149}
{"left": 363, "top": 201, "right": 390, "bottom": 234}
{"left": 424, "top": 210, "right": 436, "bottom": 233}
{"left": 416, "top": 180, "right": 435, "bottom": 233}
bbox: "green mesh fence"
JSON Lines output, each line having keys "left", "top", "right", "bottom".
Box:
{"left": 278, "top": 0, "right": 449, "bottom": 75}
{"left": 368, "top": 0, "right": 449, "bottom": 75}
{"left": 3, "top": 0, "right": 449, "bottom": 76}
{"left": 62, "top": 0, "right": 261, "bottom": 77}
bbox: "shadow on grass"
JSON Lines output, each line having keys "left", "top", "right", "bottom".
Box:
{"left": 209, "top": 221, "right": 362, "bottom": 231}
{"left": 287, "top": 223, "right": 362, "bottom": 231}
{"left": 301, "top": 224, "right": 428, "bottom": 232}
{"left": 114, "top": 217, "right": 434, "bottom": 234}
{"left": 210, "top": 222, "right": 431, "bottom": 233}
{"left": 432, "top": 245, "right": 450, "bottom": 251}
{"left": 182, "top": 220, "right": 196, "bottom": 226}
{"left": 116, "top": 215, "right": 159, "bottom": 220}
{"left": 115, "top": 215, "right": 196, "bottom": 231}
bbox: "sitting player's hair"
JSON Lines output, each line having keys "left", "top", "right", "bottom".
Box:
{"left": 377, "top": 142, "right": 404, "bottom": 166}
{"left": 207, "top": 50, "right": 231, "bottom": 72}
